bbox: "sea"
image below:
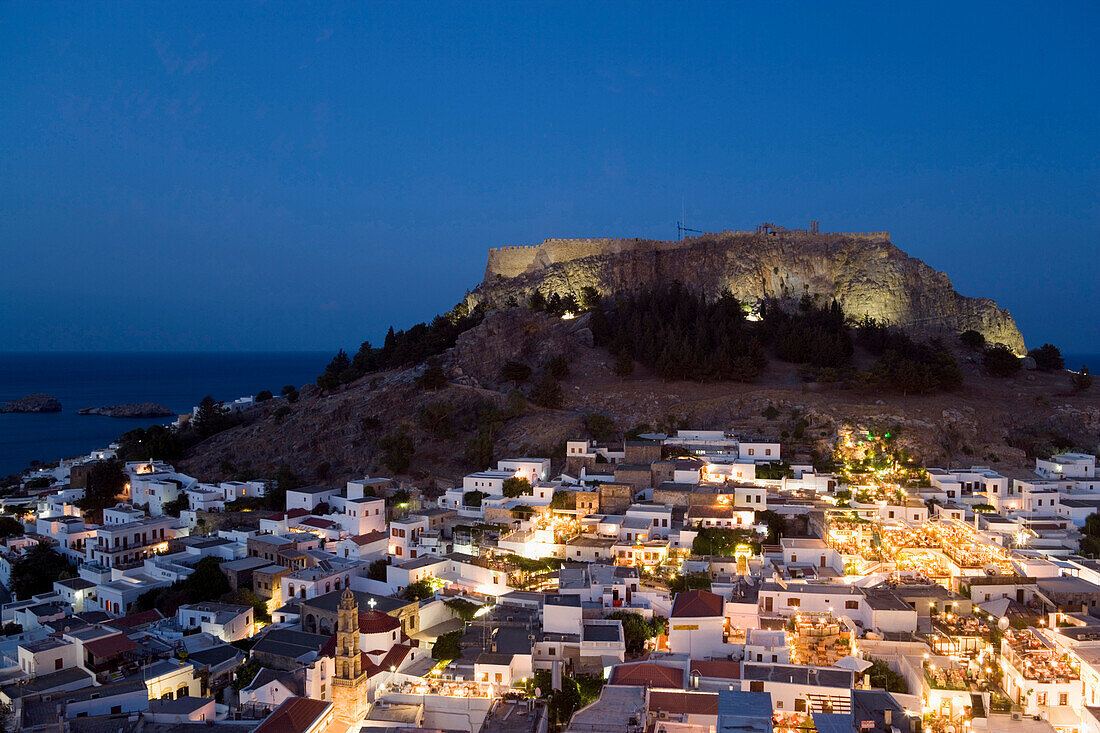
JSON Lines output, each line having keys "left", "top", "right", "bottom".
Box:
{"left": 0, "top": 352, "right": 329, "bottom": 477}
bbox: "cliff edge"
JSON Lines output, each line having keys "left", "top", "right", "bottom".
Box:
{"left": 473, "top": 225, "right": 1025, "bottom": 353}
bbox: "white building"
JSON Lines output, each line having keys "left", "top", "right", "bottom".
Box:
{"left": 668, "top": 590, "right": 727, "bottom": 659}
{"left": 18, "top": 637, "right": 79, "bottom": 676}
{"left": 177, "top": 602, "right": 254, "bottom": 642}
{"left": 286, "top": 485, "right": 341, "bottom": 511}
{"left": 758, "top": 580, "right": 864, "bottom": 620}
{"left": 389, "top": 514, "right": 430, "bottom": 560}
{"left": 1037, "top": 453, "right": 1097, "bottom": 480}
{"left": 744, "top": 628, "right": 790, "bottom": 664}
{"left": 282, "top": 558, "right": 358, "bottom": 601}
{"left": 96, "top": 573, "right": 171, "bottom": 616}
{"left": 497, "top": 458, "right": 552, "bottom": 484}
{"left": 54, "top": 577, "right": 96, "bottom": 613}
{"left": 85, "top": 511, "right": 177, "bottom": 569}
{"left": 143, "top": 658, "right": 202, "bottom": 700}
{"left": 927, "top": 467, "right": 1010, "bottom": 502}
{"left": 462, "top": 470, "right": 515, "bottom": 496}
{"left": 333, "top": 531, "right": 388, "bottom": 562}
{"left": 337, "top": 496, "right": 386, "bottom": 536}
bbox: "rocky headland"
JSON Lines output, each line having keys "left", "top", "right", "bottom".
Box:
{"left": 473, "top": 226, "right": 1026, "bottom": 353}
{"left": 169, "top": 225, "right": 1094, "bottom": 488}
{"left": 78, "top": 403, "right": 175, "bottom": 418}
{"left": 1, "top": 394, "right": 62, "bottom": 413}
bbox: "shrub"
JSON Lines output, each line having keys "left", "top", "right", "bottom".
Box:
{"left": 584, "top": 413, "right": 616, "bottom": 442}
{"left": 463, "top": 490, "right": 487, "bottom": 508}
{"left": 530, "top": 374, "right": 563, "bottom": 408}
{"left": 403, "top": 579, "right": 435, "bottom": 601}
{"left": 692, "top": 527, "right": 755, "bottom": 556}
{"left": 367, "top": 558, "right": 388, "bottom": 581}
{"left": 505, "top": 389, "right": 527, "bottom": 417}
{"left": 1028, "top": 344, "right": 1064, "bottom": 371}
{"left": 445, "top": 598, "right": 480, "bottom": 623}
{"left": 432, "top": 630, "right": 463, "bottom": 660}
{"left": 377, "top": 426, "right": 415, "bottom": 473}
{"left": 546, "top": 354, "right": 570, "bottom": 379}
{"left": 983, "top": 345, "right": 1021, "bottom": 377}
{"left": 418, "top": 402, "right": 455, "bottom": 438}
{"left": 502, "top": 477, "right": 532, "bottom": 498}
{"left": 416, "top": 358, "right": 448, "bottom": 390}
{"left": 255, "top": 390, "right": 273, "bottom": 402}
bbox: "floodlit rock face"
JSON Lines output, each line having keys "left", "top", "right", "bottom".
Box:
{"left": 475, "top": 228, "right": 1026, "bottom": 353}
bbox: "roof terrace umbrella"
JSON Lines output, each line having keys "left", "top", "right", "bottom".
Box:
{"left": 833, "top": 655, "right": 873, "bottom": 673}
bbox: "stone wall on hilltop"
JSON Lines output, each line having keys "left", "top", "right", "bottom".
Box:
{"left": 475, "top": 228, "right": 1025, "bottom": 353}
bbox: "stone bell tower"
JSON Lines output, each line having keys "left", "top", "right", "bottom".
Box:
{"left": 332, "top": 588, "right": 369, "bottom": 722}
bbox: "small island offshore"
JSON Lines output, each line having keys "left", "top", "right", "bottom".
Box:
{"left": 78, "top": 403, "right": 175, "bottom": 418}
{"left": 1, "top": 393, "right": 61, "bottom": 413}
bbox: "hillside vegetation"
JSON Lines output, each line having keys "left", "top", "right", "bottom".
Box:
{"left": 175, "top": 285, "right": 1097, "bottom": 490}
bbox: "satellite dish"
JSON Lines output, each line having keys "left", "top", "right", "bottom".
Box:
{"left": 534, "top": 687, "right": 542, "bottom": 698}
{"left": 997, "top": 617, "right": 1010, "bottom": 631}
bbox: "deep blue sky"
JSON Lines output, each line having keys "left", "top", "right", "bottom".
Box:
{"left": 2, "top": 2, "right": 1097, "bottom": 353}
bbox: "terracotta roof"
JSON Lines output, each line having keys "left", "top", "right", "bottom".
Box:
{"left": 286, "top": 508, "right": 310, "bottom": 518}
{"left": 365, "top": 643, "right": 412, "bottom": 677}
{"left": 609, "top": 661, "right": 685, "bottom": 689}
{"left": 83, "top": 633, "right": 138, "bottom": 659}
{"left": 298, "top": 517, "right": 336, "bottom": 529}
{"left": 350, "top": 530, "right": 387, "bottom": 546}
{"left": 671, "top": 589, "right": 724, "bottom": 618}
{"left": 359, "top": 609, "right": 401, "bottom": 634}
{"left": 252, "top": 696, "right": 331, "bottom": 733}
{"left": 648, "top": 690, "right": 719, "bottom": 716}
{"left": 688, "top": 658, "right": 742, "bottom": 680}
{"left": 109, "top": 609, "right": 163, "bottom": 629}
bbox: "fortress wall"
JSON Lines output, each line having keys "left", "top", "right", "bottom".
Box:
{"left": 486, "top": 237, "right": 636, "bottom": 280}
{"left": 484, "top": 230, "right": 892, "bottom": 281}
{"left": 485, "top": 244, "right": 542, "bottom": 279}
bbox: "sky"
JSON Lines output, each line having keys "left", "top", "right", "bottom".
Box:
{"left": 1, "top": 2, "right": 1097, "bottom": 353}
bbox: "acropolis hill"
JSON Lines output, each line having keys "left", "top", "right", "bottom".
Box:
{"left": 474, "top": 223, "right": 1026, "bottom": 353}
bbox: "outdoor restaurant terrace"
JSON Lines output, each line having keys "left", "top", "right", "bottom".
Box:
{"left": 1001, "top": 629, "right": 1079, "bottom": 683}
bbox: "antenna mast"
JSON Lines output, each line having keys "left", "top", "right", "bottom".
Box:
{"left": 677, "top": 195, "right": 704, "bottom": 240}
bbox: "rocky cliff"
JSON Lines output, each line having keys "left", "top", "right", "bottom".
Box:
{"left": 473, "top": 227, "right": 1025, "bottom": 353}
